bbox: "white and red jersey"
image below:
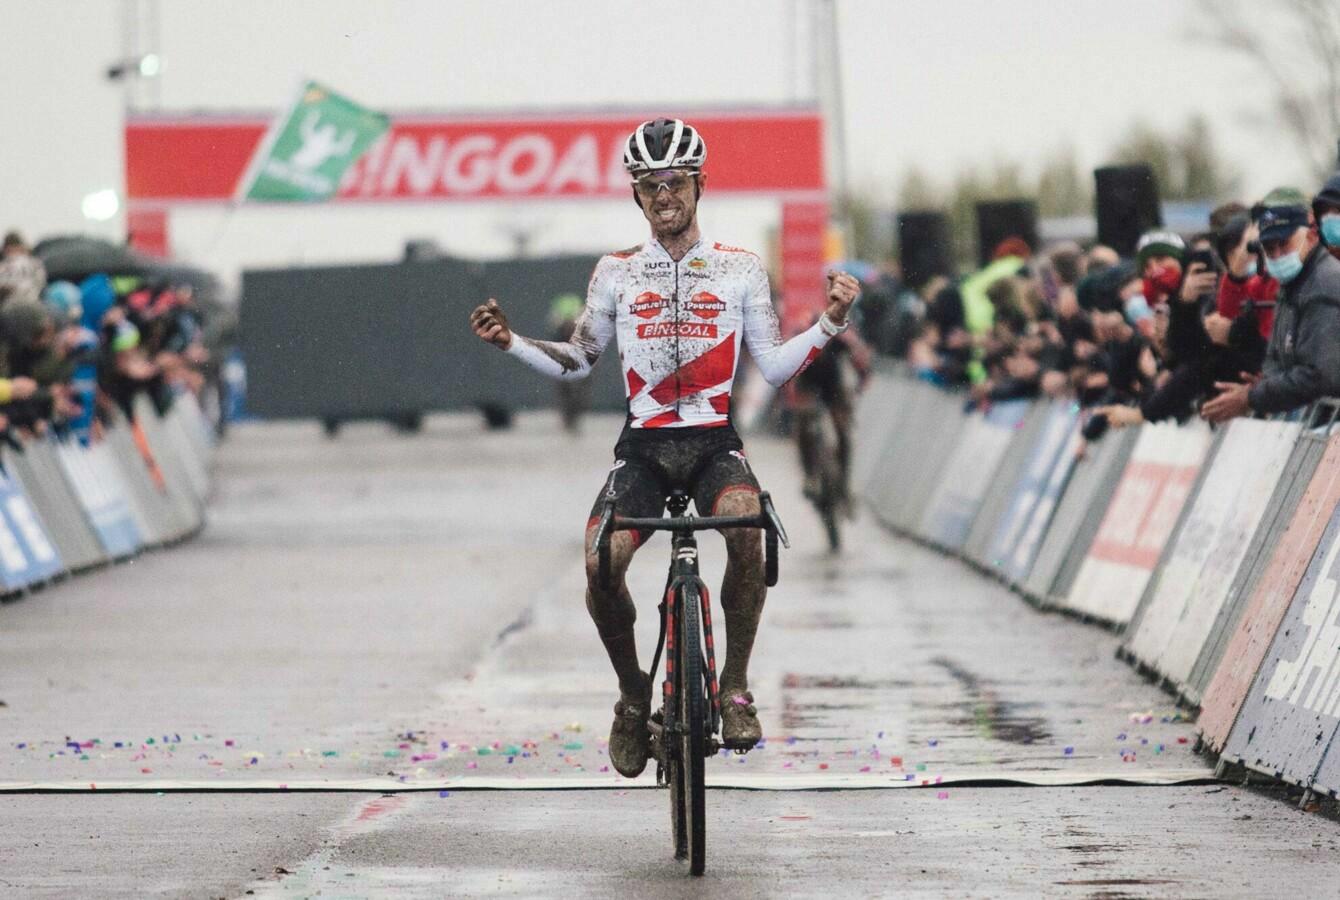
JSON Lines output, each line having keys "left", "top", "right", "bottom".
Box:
{"left": 507, "top": 236, "right": 832, "bottom": 428}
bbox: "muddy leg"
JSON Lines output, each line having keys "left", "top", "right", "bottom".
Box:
{"left": 584, "top": 527, "right": 647, "bottom": 699}
{"left": 714, "top": 489, "right": 766, "bottom": 694}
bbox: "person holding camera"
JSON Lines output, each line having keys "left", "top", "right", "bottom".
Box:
{"left": 1092, "top": 219, "right": 1274, "bottom": 431}
{"left": 1203, "top": 187, "right": 1340, "bottom": 423}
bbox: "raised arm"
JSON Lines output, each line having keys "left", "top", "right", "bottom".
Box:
{"left": 469, "top": 259, "right": 617, "bottom": 382}
{"left": 741, "top": 262, "right": 860, "bottom": 386}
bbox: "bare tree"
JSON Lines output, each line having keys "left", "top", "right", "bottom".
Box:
{"left": 1036, "top": 146, "right": 1091, "bottom": 218}
{"left": 1111, "top": 115, "right": 1240, "bottom": 200}
{"left": 1194, "top": 0, "right": 1340, "bottom": 179}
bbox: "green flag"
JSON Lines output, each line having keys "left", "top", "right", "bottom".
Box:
{"left": 236, "top": 81, "right": 389, "bottom": 202}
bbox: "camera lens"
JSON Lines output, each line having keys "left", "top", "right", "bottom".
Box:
{"left": 1246, "top": 240, "right": 1262, "bottom": 254}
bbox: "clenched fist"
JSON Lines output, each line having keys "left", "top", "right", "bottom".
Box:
{"left": 470, "top": 298, "right": 513, "bottom": 350}
{"left": 825, "top": 270, "right": 860, "bottom": 325}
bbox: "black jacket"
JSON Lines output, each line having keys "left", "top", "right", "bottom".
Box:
{"left": 1249, "top": 246, "right": 1340, "bottom": 414}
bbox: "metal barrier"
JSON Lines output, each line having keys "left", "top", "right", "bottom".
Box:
{"left": 867, "top": 379, "right": 946, "bottom": 530}
{"left": 133, "top": 394, "right": 206, "bottom": 534}
{"left": 1058, "top": 420, "right": 1213, "bottom": 626}
{"left": 918, "top": 399, "right": 1031, "bottom": 551}
{"left": 1037, "top": 428, "right": 1141, "bottom": 608}
{"left": 0, "top": 392, "right": 213, "bottom": 600}
{"left": 852, "top": 370, "right": 916, "bottom": 497}
{"left": 961, "top": 401, "right": 1049, "bottom": 568}
{"left": 54, "top": 439, "right": 142, "bottom": 559}
{"left": 1198, "top": 417, "right": 1340, "bottom": 753}
{"left": 5, "top": 440, "right": 107, "bottom": 572}
{"left": 1190, "top": 412, "right": 1337, "bottom": 712}
{"left": 1221, "top": 496, "right": 1340, "bottom": 795}
{"left": 886, "top": 390, "right": 972, "bottom": 535}
{"left": 1121, "top": 418, "right": 1301, "bottom": 694}
{"left": 984, "top": 400, "right": 1080, "bottom": 585}
{"left": 860, "top": 370, "right": 1340, "bottom": 799}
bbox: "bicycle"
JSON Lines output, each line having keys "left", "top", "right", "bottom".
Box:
{"left": 591, "top": 488, "right": 789, "bottom": 877}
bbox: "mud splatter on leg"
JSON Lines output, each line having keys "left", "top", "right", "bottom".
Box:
{"left": 584, "top": 528, "right": 646, "bottom": 698}
{"left": 714, "top": 489, "right": 765, "bottom": 694}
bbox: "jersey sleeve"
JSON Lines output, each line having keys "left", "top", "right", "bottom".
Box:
{"left": 740, "top": 259, "right": 832, "bottom": 386}
{"left": 505, "top": 256, "right": 617, "bottom": 381}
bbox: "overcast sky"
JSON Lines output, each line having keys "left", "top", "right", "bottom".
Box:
{"left": 2, "top": 0, "right": 1321, "bottom": 288}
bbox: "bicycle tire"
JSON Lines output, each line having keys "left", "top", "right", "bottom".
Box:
{"left": 678, "top": 581, "right": 708, "bottom": 875}
{"left": 669, "top": 712, "right": 687, "bottom": 859}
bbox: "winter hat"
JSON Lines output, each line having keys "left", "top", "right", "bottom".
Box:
{"left": 1135, "top": 230, "right": 1186, "bottom": 268}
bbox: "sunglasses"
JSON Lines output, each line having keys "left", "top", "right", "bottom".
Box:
{"left": 631, "top": 171, "right": 699, "bottom": 198}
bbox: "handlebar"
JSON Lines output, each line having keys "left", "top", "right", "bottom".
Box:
{"left": 593, "top": 491, "right": 790, "bottom": 589}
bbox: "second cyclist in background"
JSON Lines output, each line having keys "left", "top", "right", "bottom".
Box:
{"left": 791, "top": 309, "right": 871, "bottom": 523}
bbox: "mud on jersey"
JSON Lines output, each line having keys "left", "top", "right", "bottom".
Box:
{"left": 507, "top": 236, "right": 832, "bottom": 428}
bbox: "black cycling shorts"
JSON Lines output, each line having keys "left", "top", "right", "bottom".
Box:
{"left": 586, "top": 424, "right": 761, "bottom": 548}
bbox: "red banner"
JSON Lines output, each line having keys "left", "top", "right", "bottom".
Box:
{"left": 126, "top": 207, "right": 169, "bottom": 257}
{"left": 125, "top": 110, "right": 824, "bottom": 204}
{"left": 781, "top": 201, "right": 830, "bottom": 335}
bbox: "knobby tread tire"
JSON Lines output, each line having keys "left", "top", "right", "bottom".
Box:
{"left": 679, "top": 581, "right": 707, "bottom": 875}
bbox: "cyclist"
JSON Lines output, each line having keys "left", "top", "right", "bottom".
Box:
{"left": 470, "top": 117, "right": 859, "bottom": 777}
{"left": 791, "top": 314, "right": 871, "bottom": 515}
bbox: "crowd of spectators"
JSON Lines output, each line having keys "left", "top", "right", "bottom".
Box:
{"left": 0, "top": 230, "right": 211, "bottom": 445}
{"left": 866, "top": 173, "right": 1340, "bottom": 437}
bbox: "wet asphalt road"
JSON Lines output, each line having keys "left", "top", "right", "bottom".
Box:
{"left": 2, "top": 411, "right": 1338, "bottom": 898}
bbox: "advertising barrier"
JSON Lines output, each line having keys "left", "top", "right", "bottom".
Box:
{"left": 886, "top": 391, "right": 971, "bottom": 535}
{"left": 55, "top": 440, "right": 143, "bottom": 560}
{"left": 1019, "top": 425, "right": 1133, "bottom": 603}
{"left": 1188, "top": 418, "right": 1334, "bottom": 709}
{"left": 868, "top": 380, "right": 948, "bottom": 530}
{"left": 852, "top": 371, "right": 914, "bottom": 494}
{"left": 985, "top": 401, "right": 1080, "bottom": 584}
{"left": 1122, "top": 419, "right": 1301, "bottom": 691}
{"left": 1060, "top": 421, "right": 1212, "bottom": 625}
{"left": 0, "top": 469, "right": 62, "bottom": 590}
{"left": 0, "top": 396, "right": 211, "bottom": 599}
{"left": 861, "top": 370, "right": 1340, "bottom": 798}
{"left": 918, "top": 400, "right": 1031, "bottom": 551}
{"left": 1221, "top": 500, "right": 1340, "bottom": 791}
{"left": 5, "top": 442, "right": 106, "bottom": 572}
{"left": 961, "top": 401, "right": 1049, "bottom": 568}
{"left": 1198, "top": 425, "right": 1340, "bottom": 752}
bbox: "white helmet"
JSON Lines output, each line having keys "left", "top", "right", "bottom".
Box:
{"left": 622, "top": 118, "right": 707, "bottom": 173}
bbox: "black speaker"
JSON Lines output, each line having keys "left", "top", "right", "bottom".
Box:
{"left": 897, "top": 211, "right": 955, "bottom": 288}
{"left": 975, "top": 199, "right": 1038, "bottom": 267}
{"left": 1094, "top": 164, "right": 1161, "bottom": 258}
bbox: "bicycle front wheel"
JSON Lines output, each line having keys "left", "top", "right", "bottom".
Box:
{"left": 677, "top": 580, "right": 708, "bottom": 875}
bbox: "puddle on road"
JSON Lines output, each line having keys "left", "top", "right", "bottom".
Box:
{"left": 781, "top": 674, "right": 921, "bottom": 690}
{"left": 929, "top": 657, "right": 1052, "bottom": 746}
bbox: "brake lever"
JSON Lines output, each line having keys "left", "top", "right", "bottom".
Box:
{"left": 759, "top": 491, "right": 790, "bottom": 549}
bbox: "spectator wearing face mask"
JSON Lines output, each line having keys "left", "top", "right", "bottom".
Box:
{"left": 1099, "top": 211, "right": 1276, "bottom": 429}
{"left": 1314, "top": 172, "right": 1340, "bottom": 262}
{"left": 1203, "top": 187, "right": 1340, "bottom": 422}
{"left": 1135, "top": 230, "right": 1186, "bottom": 311}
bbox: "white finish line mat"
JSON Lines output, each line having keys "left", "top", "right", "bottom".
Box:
{"left": 0, "top": 767, "right": 1217, "bottom": 793}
